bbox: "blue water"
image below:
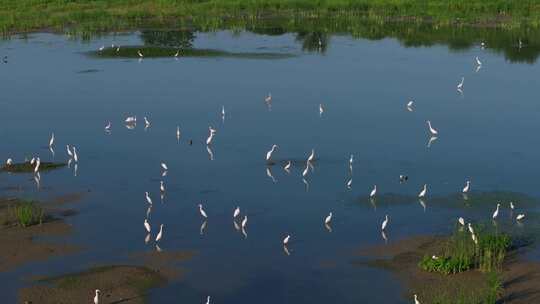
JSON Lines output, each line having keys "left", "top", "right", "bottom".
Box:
{"left": 0, "top": 31, "right": 539, "bottom": 303}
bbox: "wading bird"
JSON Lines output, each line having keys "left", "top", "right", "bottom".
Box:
{"left": 458, "top": 217, "right": 465, "bottom": 226}
{"left": 510, "top": 202, "right": 515, "bottom": 210}
{"left": 105, "top": 121, "right": 111, "bottom": 131}
{"left": 145, "top": 192, "right": 153, "bottom": 205}
{"left": 198, "top": 204, "right": 208, "bottom": 219}
{"left": 160, "top": 181, "right": 165, "bottom": 193}
{"left": 34, "top": 157, "right": 41, "bottom": 173}
{"left": 414, "top": 294, "right": 421, "bottom": 304}
{"left": 66, "top": 145, "right": 73, "bottom": 158}
{"left": 144, "top": 116, "right": 151, "bottom": 127}
{"left": 325, "top": 212, "right": 332, "bottom": 225}
{"left": 241, "top": 216, "right": 248, "bottom": 229}
{"left": 73, "top": 146, "right": 78, "bottom": 162}
{"left": 307, "top": 149, "right": 315, "bottom": 162}
{"left": 283, "top": 234, "right": 290, "bottom": 245}
{"left": 457, "top": 77, "right": 464, "bottom": 91}
{"left": 492, "top": 203, "right": 500, "bottom": 219}
{"left": 49, "top": 133, "right": 55, "bottom": 147}
{"left": 468, "top": 223, "right": 475, "bottom": 235}
{"left": 155, "top": 224, "right": 163, "bottom": 242}
{"left": 6, "top": 158, "right": 12, "bottom": 165}
{"left": 346, "top": 178, "right": 352, "bottom": 189}
{"left": 265, "top": 93, "right": 272, "bottom": 103}
{"left": 381, "top": 215, "right": 389, "bottom": 231}
{"left": 475, "top": 56, "right": 482, "bottom": 66}
{"left": 144, "top": 219, "right": 151, "bottom": 233}
{"left": 319, "top": 104, "right": 324, "bottom": 116}
{"left": 462, "top": 181, "right": 470, "bottom": 193}
{"left": 266, "top": 144, "right": 278, "bottom": 162}
{"left": 94, "top": 289, "right": 100, "bottom": 304}
{"left": 426, "top": 120, "right": 438, "bottom": 136}
{"left": 161, "top": 162, "right": 168, "bottom": 171}
{"left": 233, "top": 206, "right": 240, "bottom": 219}
{"left": 418, "top": 184, "right": 427, "bottom": 198}
{"left": 176, "top": 126, "right": 180, "bottom": 140}
{"left": 370, "top": 185, "right": 377, "bottom": 198}
{"left": 284, "top": 161, "right": 291, "bottom": 172}
{"left": 516, "top": 214, "right": 525, "bottom": 221}
{"left": 137, "top": 50, "right": 144, "bottom": 58}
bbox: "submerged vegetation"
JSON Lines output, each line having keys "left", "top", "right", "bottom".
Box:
{"left": 1, "top": 161, "right": 66, "bottom": 173}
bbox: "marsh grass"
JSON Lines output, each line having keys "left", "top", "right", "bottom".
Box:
{"left": 419, "top": 227, "right": 511, "bottom": 274}
{"left": 12, "top": 200, "right": 44, "bottom": 227}
{"left": 430, "top": 272, "right": 503, "bottom": 304}
{"left": 2, "top": 161, "right": 66, "bottom": 173}
{"left": 93, "top": 46, "right": 295, "bottom": 59}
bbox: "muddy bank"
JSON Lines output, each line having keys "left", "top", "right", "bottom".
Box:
{"left": 19, "top": 265, "right": 167, "bottom": 304}
{"left": 356, "top": 235, "right": 540, "bottom": 303}
{"left": 0, "top": 198, "right": 79, "bottom": 272}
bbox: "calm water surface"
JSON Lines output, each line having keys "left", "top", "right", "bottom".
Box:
{"left": 0, "top": 30, "right": 539, "bottom": 303}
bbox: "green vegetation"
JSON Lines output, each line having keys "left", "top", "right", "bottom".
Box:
{"left": 430, "top": 272, "right": 503, "bottom": 304}
{"left": 419, "top": 227, "right": 511, "bottom": 275}
{"left": 93, "top": 45, "right": 295, "bottom": 59}
{"left": 13, "top": 200, "right": 45, "bottom": 227}
{"left": 2, "top": 161, "right": 66, "bottom": 173}
{"left": 2, "top": 0, "right": 540, "bottom": 36}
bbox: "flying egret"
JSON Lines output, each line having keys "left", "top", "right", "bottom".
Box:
{"left": 325, "top": 212, "right": 332, "bottom": 225}
{"left": 94, "top": 289, "right": 100, "bottom": 304}
{"left": 418, "top": 184, "right": 427, "bottom": 198}
{"left": 346, "top": 178, "right": 352, "bottom": 189}
{"left": 266, "top": 144, "right": 278, "bottom": 161}
{"left": 137, "top": 50, "right": 144, "bottom": 58}
{"left": 458, "top": 217, "right": 465, "bottom": 226}
{"left": 462, "top": 181, "right": 470, "bottom": 193}
{"left": 283, "top": 234, "right": 290, "bottom": 245}
{"left": 49, "top": 133, "right": 55, "bottom": 147}
{"left": 105, "top": 121, "right": 111, "bottom": 131}
{"left": 370, "top": 185, "right": 377, "bottom": 198}
{"left": 198, "top": 204, "right": 208, "bottom": 218}
{"left": 161, "top": 162, "right": 168, "bottom": 171}
{"left": 34, "top": 157, "right": 41, "bottom": 173}
{"left": 510, "top": 202, "right": 515, "bottom": 210}
{"left": 414, "top": 293, "right": 421, "bottom": 304}
{"left": 426, "top": 120, "right": 438, "bottom": 136}
{"left": 160, "top": 181, "right": 165, "bottom": 193}
{"left": 381, "top": 215, "right": 389, "bottom": 231}
{"left": 233, "top": 206, "right": 240, "bottom": 219}
{"left": 241, "top": 215, "right": 248, "bottom": 229}
{"left": 73, "top": 146, "right": 78, "bottom": 162}
{"left": 6, "top": 158, "right": 12, "bottom": 165}
{"left": 492, "top": 203, "right": 500, "bottom": 219}
{"left": 468, "top": 223, "right": 475, "bottom": 235}
{"left": 145, "top": 192, "right": 153, "bottom": 205}
{"left": 155, "top": 224, "right": 163, "bottom": 242}
{"left": 144, "top": 219, "right": 151, "bottom": 233}
{"left": 516, "top": 214, "right": 525, "bottom": 221}
{"left": 457, "top": 77, "right": 464, "bottom": 90}
{"left": 307, "top": 149, "right": 315, "bottom": 162}
{"left": 265, "top": 93, "right": 272, "bottom": 103}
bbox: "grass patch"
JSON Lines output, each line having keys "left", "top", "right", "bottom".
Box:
{"left": 430, "top": 272, "right": 503, "bottom": 304}
{"left": 419, "top": 227, "right": 511, "bottom": 275}
{"left": 2, "top": 161, "right": 66, "bottom": 173}
{"left": 92, "top": 46, "right": 296, "bottom": 59}
{"left": 13, "top": 200, "right": 45, "bottom": 227}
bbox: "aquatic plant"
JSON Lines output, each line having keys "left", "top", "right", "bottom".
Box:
{"left": 14, "top": 201, "right": 44, "bottom": 227}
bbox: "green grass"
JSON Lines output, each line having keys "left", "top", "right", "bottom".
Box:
{"left": 430, "top": 272, "right": 503, "bottom": 304}
{"left": 419, "top": 227, "right": 511, "bottom": 275}
{"left": 2, "top": 0, "right": 540, "bottom": 35}
{"left": 2, "top": 161, "right": 66, "bottom": 173}
{"left": 13, "top": 200, "right": 44, "bottom": 227}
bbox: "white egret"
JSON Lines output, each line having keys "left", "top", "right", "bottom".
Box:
{"left": 302, "top": 162, "right": 309, "bottom": 177}
{"left": 144, "top": 219, "right": 151, "bottom": 233}
{"left": 206, "top": 296, "right": 211, "bottom": 304}
{"left": 221, "top": 105, "right": 225, "bottom": 117}
{"left": 137, "top": 50, "right": 144, "bottom": 58}
{"left": 283, "top": 234, "right": 290, "bottom": 245}
{"left": 161, "top": 162, "right": 168, "bottom": 171}
{"left": 418, "top": 184, "right": 427, "bottom": 198}
{"left": 462, "top": 181, "right": 470, "bottom": 193}
{"left": 516, "top": 214, "right": 525, "bottom": 221}
{"left": 307, "top": 149, "right": 315, "bottom": 162}
{"left": 471, "top": 233, "right": 478, "bottom": 245}
{"left": 206, "top": 132, "right": 215, "bottom": 145}
{"left": 407, "top": 100, "right": 414, "bottom": 108}
{"left": 325, "top": 212, "right": 332, "bottom": 225}
{"left": 414, "top": 293, "right": 421, "bottom": 304}
{"left": 370, "top": 185, "right": 377, "bottom": 198}
{"left": 381, "top": 214, "right": 389, "bottom": 231}
{"left": 458, "top": 217, "right": 465, "bottom": 226}
{"left": 200, "top": 221, "right": 207, "bottom": 235}
{"left": 468, "top": 223, "right": 475, "bottom": 235}
{"left": 426, "top": 120, "right": 438, "bottom": 136}
{"left": 145, "top": 192, "right": 153, "bottom": 205}
{"left": 346, "top": 178, "right": 352, "bottom": 189}
{"left": 49, "top": 133, "right": 55, "bottom": 147}
{"left": 241, "top": 215, "right": 248, "bottom": 229}
{"left": 319, "top": 104, "right": 324, "bottom": 115}
{"left": 349, "top": 154, "right": 354, "bottom": 167}
{"left": 265, "top": 93, "right": 272, "bottom": 103}
{"left": 94, "top": 289, "right": 100, "bottom": 304}
{"left": 34, "top": 157, "right": 41, "bottom": 173}
{"left": 266, "top": 144, "right": 278, "bottom": 161}
{"left": 160, "top": 181, "right": 165, "bottom": 193}
{"left": 145, "top": 233, "right": 151, "bottom": 244}
{"left": 105, "top": 121, "right": 111, "bottom": 131}
{"left": 510, "top": 202, "right": 515, "bottom": 210}
{"left": 233, "top": 206, "right": 240, "bottom": 218}
{"left": 155, "top": 224, "right": 163, "bottom": 242}
{"left": 174, "top": 50, "right": 180, "bottom": 57}
{"left": 98, "top": 45, "right": 105, "bottom": 51}
{"left": 242, "top": 227, "right": 248, "bottom": 239}
{"left": 457, "top": 77, "right": 464, "bottom": 90}
{"left": 73, "top": 146, "right": 78, "bottom": 162}
{"left": 125, "top": 116, "right": 137, "bottom": 123}
{"left": 176, "top": 126, "right": 180, "bottom": 140}
{"left": 233, "top": 220, "right": 240, "bottom": 231}
{"left": 144, "top": 116, "right": 151, "bottom": 127}
{"left": 492, "top": 203, "right": 500, "bottom": 219}
{"left": 198, "top": 204, "right": 208, "bottom": 218}
{"left": 209, "top": 126, "right": 217, "bottom": 134}
{"left": 475, "top": 56, "right": 482, "bottom": 66}
{"left": 6, "top": 158, "right": 12, "bottom": 165}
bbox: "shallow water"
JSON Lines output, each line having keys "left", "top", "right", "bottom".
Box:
{"left": 1, "top": 30, "right": 540, "bottom": 303}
